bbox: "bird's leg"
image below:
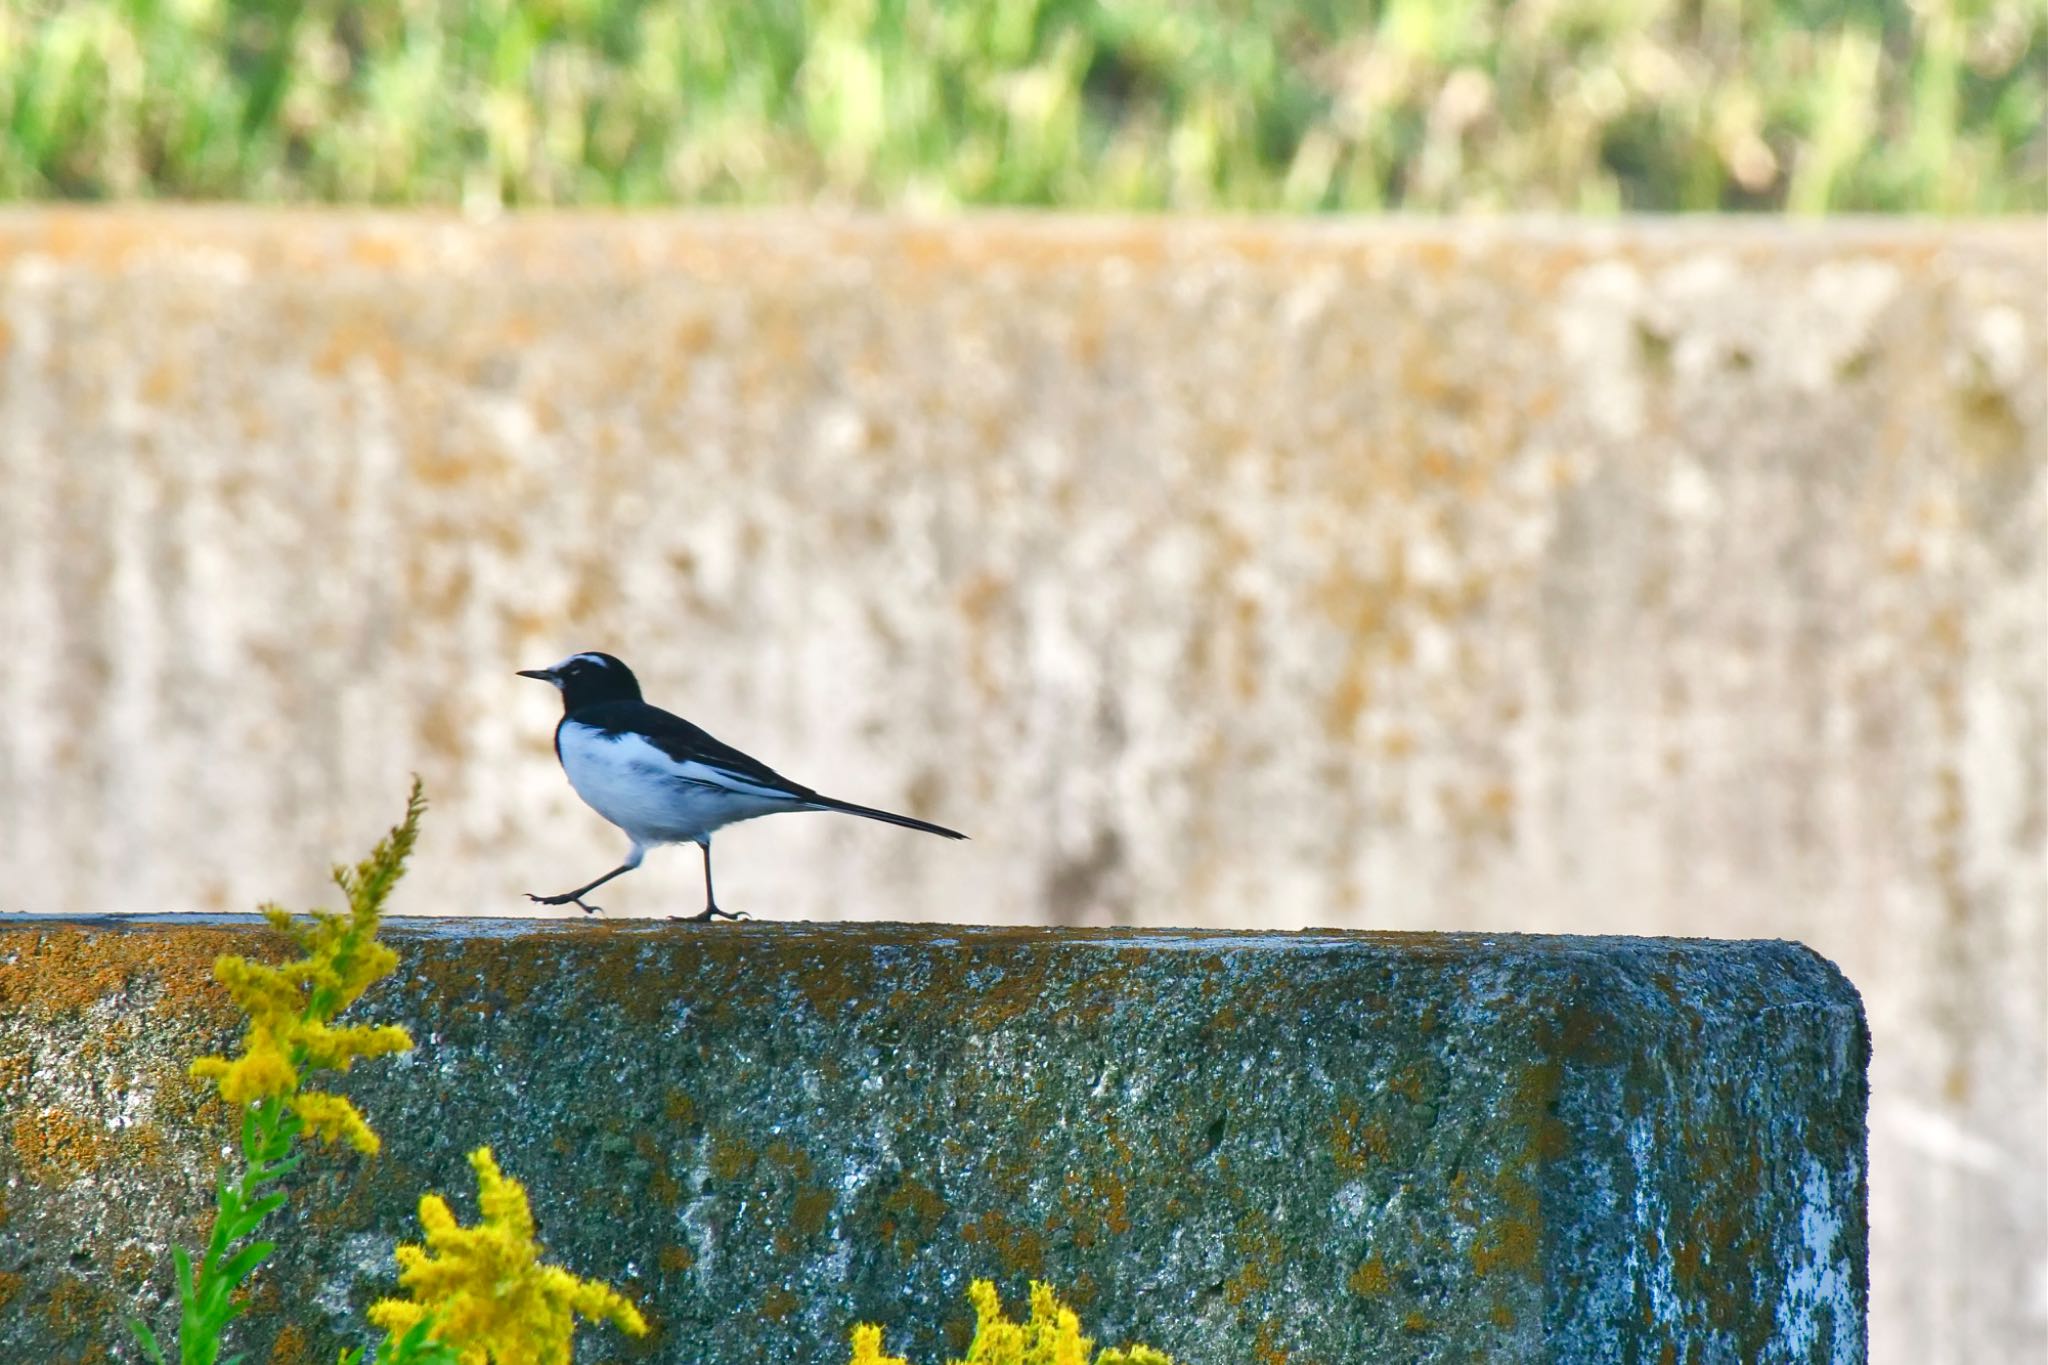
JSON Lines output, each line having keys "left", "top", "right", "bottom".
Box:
{"left": 676, "top": 839, "right": 746, "bottom": 922}
{"left": 529, "top": 844, "right": 645, "bottom": 915}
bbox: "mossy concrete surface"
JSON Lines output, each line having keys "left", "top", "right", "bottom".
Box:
{"left": 0, "top": 917, "right": 1867, "bottom": 1364}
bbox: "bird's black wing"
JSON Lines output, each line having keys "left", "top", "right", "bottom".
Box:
{"left": 571, "top": 700, "right": 818, "bottom": 800}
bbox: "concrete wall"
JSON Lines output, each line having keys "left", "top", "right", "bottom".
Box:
{"left": 0, "top": 918, "right": 1868, "bottom": 1364}
{"left": 0, "top": 211, "right": 2039, "bottom": 1361}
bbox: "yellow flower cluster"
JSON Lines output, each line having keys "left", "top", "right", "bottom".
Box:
{"left": 370, "top": 1147, "right": 650, "bottom": 1365}
{"left": 188, "top": 786, "right": 423, "bottom": 1153}
{"left": 850, "top": 1323, "right": 910, "bottom": 1365}
{"left": 851, "top": 1280, "right": 1174, "bottom": 1365}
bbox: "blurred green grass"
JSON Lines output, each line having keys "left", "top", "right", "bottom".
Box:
{"left": 1, "top": 0, "right": 2041, "bottom": 210}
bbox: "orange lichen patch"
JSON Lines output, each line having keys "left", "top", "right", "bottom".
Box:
{"left": 269, "top": 1321, "right": 312, "bottom": 1364}
{"left": 1509, "top": 1063, "right": 1571, "bottom": 1163}
{"left": 1400, "top": 1311, "right": 1431, "bottom": 1334}
{"left": 414, "top": 695, "right": 468, "bottom": 761}
{"left": 1090, "top": 1169, "right": 1131, "bottom": 1237}
{"left": 708, "top": 1131, "right": 758, "bottom": 1182}
{"left": 1060, "top": 1270, "right": 1100, "bottom": 1314}
{"left": 1668, "top": 1231, "right": 1708, "bottom": 1291}
{"left": 0, "top": 1051, "right": 30, "bottom": 1094}
{"left": 0, "top": 927, "right": 237, "bottom": 1024}
{"left": 407, "top": 938, "right": 556, "bottom": 1017}
{"left": 1251, "top": 1322, "right": 1289, "bottom": 1365}
{"left": 956, "top": 571, "right": 1009, "bottom": 629}
{"left": 1101, "top": 1119, "right": 1138, "bottom": 1168}
{"left": 1468, "top": 1217, "right": 1540, "bottom": 1278}
{"left": 878, "top": 1178, "right": 948, "bottom": 1260}
{"left": 112, "top": 1244, "right": 154, "bottom": 1282}
{"left": 662, "top": 1089, "right": 697, "bottom": 1127}
{"left": 960, "top": 1209, "right": 1047, "bottom": 1278}
{"left": 311, "top": 318, "right": 402, "bottom": 380}
{"left": 760, "top": 1286, "right": 799, "bottom": 1322}
{"left": 141, "top": 360, "right": 188, "bottom": 404}
{"left": 44, "top": 1272, "right": 111, "bottom": 1335}
{"left": 10, "top": 1106, "right": 117, "bottom": 1182}
{"left": 790, "top": 1186, "right": 836, "bottom": 1239}
{"left": 1491, "top": 1302, "right": 1517, "bottom": 1328}
{"left": 1329, "top": 1098, "right": 1393, "bottom": 1174}
{"left": 632, "top": 1132, "right": 681, "bottom": 1208}
{"left": 1347, "top": 1255, "right": 1392, "bottom": 1297}
{"left": 764, "top": 1140, "right": 814, "bottom": 1181}
{"left": 657, "top": 1244, "right": 696, "bottom": 1275}
{"left": 1223, "top": 1262, "right": 1269, "bottom": 1306}
{"left": 1385, "top": 1066, "right": 1428, "bottom": 1104}
{"left": 0, "top": 1270, "right": 20, "bottom": 1310}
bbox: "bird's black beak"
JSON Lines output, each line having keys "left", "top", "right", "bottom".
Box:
{"left": 516, "top": 668, "right": 557, "bottom": 683}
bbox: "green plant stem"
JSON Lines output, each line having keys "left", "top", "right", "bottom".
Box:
{"left": 139, "top": 1048, "right": 316, "bottom": 1363}
{"left": 177, "top": 1094, "right": 302, "bottom": 1365}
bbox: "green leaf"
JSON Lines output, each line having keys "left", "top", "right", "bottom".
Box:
{"left": 245, "top": 1191, "right": 289, "bottom": 1223}
{"left": 194, "top": 1255, "right": 237, "bottom": 1316}
{"left": 214, "top": 1205, "right": 257, "bottom": 1245}
{"left": 172, "top": 1245, "right": 195, "bottom": 1304}
{"left": 214, "top": 1240, "right": 276, "bottom": 1293}
{"left": 383, "top": 1316, "right": 460, "bottom": 1365}
{"left": 128, "top": 1315, "right": 166, "bottom": 1364}
{"left": 219, "top": 1190, "right": 287, "bottom": 1242}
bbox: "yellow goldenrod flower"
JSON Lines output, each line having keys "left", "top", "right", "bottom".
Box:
{"left": 188, "top": 789, "right": 422, "bottom": 1151}
{"left": 849, "top": 1280, "right": 1174, "bottom": 1365}
{"left": 288, "top": 1092, "right": 383, "bottom": 1155}
{"left": 849, "top": 1323, "right": 911, "bottom": 1365}
{"left": 369, "top": 1147, "right": 649, "bottom": 1365}
{"left": 189, "top": 1034, "right": 298, "bottom": 1105}
{"left": 965, "top": 1280, "right": 1090, "bottom": 1365}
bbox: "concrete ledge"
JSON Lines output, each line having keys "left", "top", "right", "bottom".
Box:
{"left": 0, "top": 918, "right": 1868, "bottom": 1363}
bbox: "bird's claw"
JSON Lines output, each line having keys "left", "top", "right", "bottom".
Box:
{"left": 672, "top": 905, "right": 748, "bottom": 923}
{"left": 527, "top": 892, "right": 604, "bottom": 916}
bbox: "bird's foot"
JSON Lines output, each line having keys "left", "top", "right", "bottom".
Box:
{"left": 672, "top": 904, "right": 748, "bottom": 923}
{"left": 527, "top": 892, "right": 603, "bottom": 916}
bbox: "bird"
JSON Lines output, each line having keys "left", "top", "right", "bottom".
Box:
{"left": 518, "top": 651, "right": 966, "bottom": 920}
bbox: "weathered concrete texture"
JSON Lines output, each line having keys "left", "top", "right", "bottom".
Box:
{"left": 0, "top": 214, "right": 2037, "bottom": 1363}
{"left": 0, "top": 918, "right": 1865, "bottom": 1365}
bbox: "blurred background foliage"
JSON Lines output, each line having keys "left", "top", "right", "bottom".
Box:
{"left": 0, "top": 0, "right": 2041, "bottom": 211}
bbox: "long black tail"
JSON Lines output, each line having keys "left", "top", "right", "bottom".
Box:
{"left": 811, "top": 795, "right": 968, "bottom": 840}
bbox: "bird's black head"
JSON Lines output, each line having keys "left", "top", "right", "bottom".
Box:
{"left": 517, "top": 651, "right": 643, "bottom": 712}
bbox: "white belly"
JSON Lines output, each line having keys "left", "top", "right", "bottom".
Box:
{"left": 557, "top": 722, "right": 802, "bottom": 845}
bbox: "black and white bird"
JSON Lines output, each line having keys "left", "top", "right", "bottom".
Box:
{"left": 518, "top": 651, "right": 966, "bottom": 920}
